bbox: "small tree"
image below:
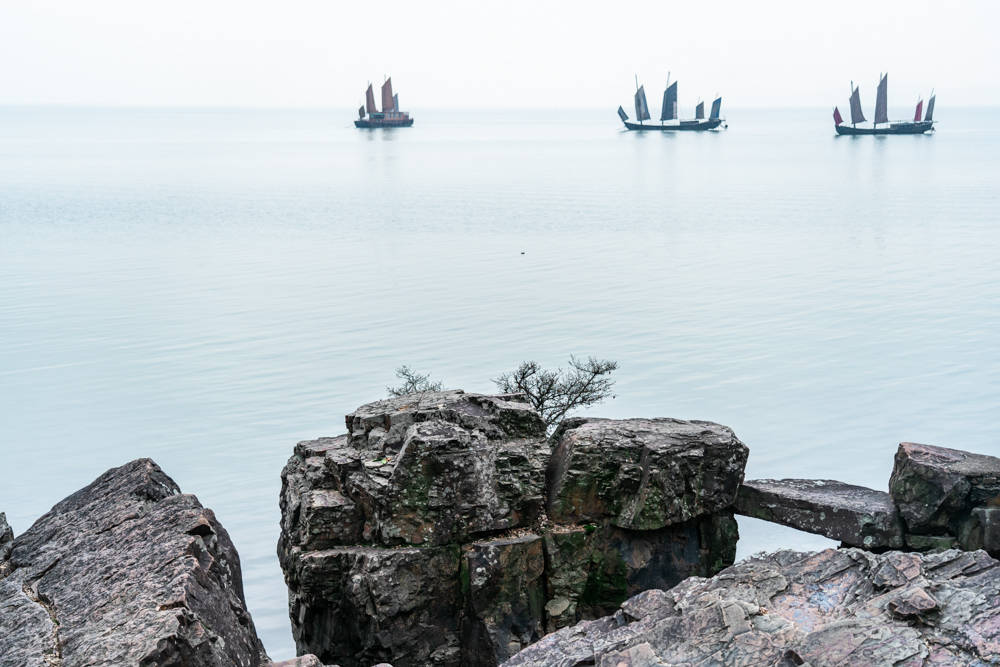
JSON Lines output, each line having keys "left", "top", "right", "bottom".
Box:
{"left": 493, "top": 356, "right": 618, "bottom": 431}
{"left": 386, "top": 365, "right": 443, "bottom": 397}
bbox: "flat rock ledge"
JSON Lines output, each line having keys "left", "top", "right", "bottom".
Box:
{"left": 503, "top": 547, "right": 1000, "bottom": 666}
{"left": 736, "top": 479, "right": 904, "bottom": 549}
{"left": 279, "top": 391, "right": 749, "bottom": 667}
{"left": 734, "top": 442, "right": 1000, "bottom": 558}
{"left": 0, "top": 458, "right": 269, "bottom": 667}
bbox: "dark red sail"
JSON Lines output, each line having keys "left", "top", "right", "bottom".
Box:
{"left": 914, "top": 99, "right": 923, "bottom": 122}
{"left": 833, "top": 107, "right": 843, "bottom": 126}
{"left": 365, "top": 84, "right": 377, "bottom": 114}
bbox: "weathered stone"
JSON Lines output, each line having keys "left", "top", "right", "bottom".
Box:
{"left": 541, "top": 514, "right": 738, "bottom": 633}
{"left": 504, "top": 548, "right": 1000, "bottom": 667}
{"left": 283, "top": 545, "right": 461, "bottom": 667}
{"left": 735, "top": 478, "right": 904, "bottom": 549}
{"left": 375, "top": 421, "right": 548, "bottom": 545}
{"left": 267, "top": 656, "right": 330, "bottom": 667}
{"left": 0, "top": 459, "right": 268, "bottom": 667}
{"left": 280, "top": 394, "right": 746, "bottom": 666}
{"left": 547, "top": 417, "right": 748, "bottom": 529}
{"left": 345, "top": 390, "right": 546, "bottom": 453}
{"left": 906, "top": 533, "right": 958, "bottom": 552}
{"left": 0, "top": 512, "right": 11, "bottom": 562}
{"left": 889, "top": 441, "right": 1000, "bottom": 536}
{"left": 461, "top": 535, "right": 546, "bottom": 666}
{"left": 960, "top": 507, "right": 1000, "bottom": 553}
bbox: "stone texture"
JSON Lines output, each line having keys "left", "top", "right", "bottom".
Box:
{"left": 0, "top": 458, "right": 268, "bottom": 667}
{"left": 279, "top": 395, "right": 747, "bottom": 667}
{"left": 284, "top": 545, "right": 461, "bottom": 667}
{"left": 889, "top": 441, "right": 1000, "bottom": 537}
{"left": 461, "top": 535, "right": 546, "bottom": 666}
{"left": 542, "top": 514, "right": 738, "bottom": 633}
{"left": 546, "top": 417, "right": 748, "bottom": 529}
{"left": 504, "top": 548, "right": 1000, "bottom": 667}
{"left": 0, "top": 512, "right": 11, "bottom": 562}
{"left": 736, "top": 478, "right": 905, "bottom": 549}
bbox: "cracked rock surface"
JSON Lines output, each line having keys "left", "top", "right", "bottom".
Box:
{"left": 503, "top": 547, "right": 1000, "bottom": 666}
{"left": 0, "top": 458, "right": 269, "bottom": 667}
{"left": 279, "top": 391, "right": 745, "bottom": 667}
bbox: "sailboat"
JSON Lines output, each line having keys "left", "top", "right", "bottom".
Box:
{"left": 355, "top": 77, "right": 414, "bottom": 128}
{"left": 618, "top": 74, "right": 724, "bottom": 131}
{"left": 833, "top": 74, "right": 934, "bottom": 135}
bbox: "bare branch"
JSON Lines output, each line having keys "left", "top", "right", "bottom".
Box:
{"left": 386, "top": 365, "right": 443, "bottom": 397}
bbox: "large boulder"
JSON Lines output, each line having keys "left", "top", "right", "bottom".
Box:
{"left": 279, "top": 395, "right": 748, "bottom": 667}
{"left": 889, "top": 442, "right": 1000, "bottom": 551}
{"left": 736, "top": 478, "right": 905, "bottom": 549}
{"left": 0, "top": 459, "right": 268, "bottom": 667}
{"left": 546, "top": 417, "right": 748, "bottom": 529}
{"left": 504, "top": 547, "right": 1000, "bottom": 666}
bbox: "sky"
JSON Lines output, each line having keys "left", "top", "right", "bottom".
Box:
{"left": 1, "top": 0, "right": 997, "bottom": 109}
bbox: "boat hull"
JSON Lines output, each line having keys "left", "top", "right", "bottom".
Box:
{"left": 624, "top": 118, "right": 723, "bottom": 132}
{"left": 836, "top": 121, "right": 933, "bottom": 135}
{"left": 354, "top": 118, "right": 414, "bottom": 128}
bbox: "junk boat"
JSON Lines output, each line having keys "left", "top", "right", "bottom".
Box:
{"left": 834, "top": 74, "right": 934, "bottom": 135}
{"left": 355, "top": 77, "right": 413, "bottom": 128}
{"left": 618, "top": 74, "right": 724, "bottom": 131}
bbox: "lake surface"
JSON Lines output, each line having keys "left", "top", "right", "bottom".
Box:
{"left": 2, "top": 106, "right": 998, "bottom": 658}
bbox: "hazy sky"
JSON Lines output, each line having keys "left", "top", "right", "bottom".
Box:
{"left": 2, "top": 0, "right": 997, "bottom": 108}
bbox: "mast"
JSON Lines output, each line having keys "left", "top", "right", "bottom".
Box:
{"left": 381, "top": 77, "right": 395, "bottom": 112}
{"left": 365, "top": 84, "right": 377, "bottom": 114}
{"left": 874, "top": 73, "right": 888, "bottom": 126}
{"left": 849, "top": 81, "right": 865, "bottom": 127}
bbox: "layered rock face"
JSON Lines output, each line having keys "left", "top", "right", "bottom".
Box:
{"left": 278, "top": 392, "right": 748, "bottom": 667}
{"left": 0, "top": 459, "right": 269, "bottom": 667}
{"left": 504, "top": 547, "right": 1000, "bottom": 666}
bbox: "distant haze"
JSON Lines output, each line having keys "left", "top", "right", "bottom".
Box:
{"left": 2, "top": 0, "right": 997, "bottom": 108}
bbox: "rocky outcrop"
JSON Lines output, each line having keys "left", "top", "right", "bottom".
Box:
{"left": 736, "top": 478, "right": 904, "bottom": 549}
{"left": 279, "top": 391, "right": 748, "bottom": 667}
{"left": 504, "top": 547, "right": 1000, "bottom": 666}
{"left": 890, "top": 441, "right": 1000, "bottom": 553}
{"left": 547, "top": 418, "right": 748, "bottom": 530}
{"left": 0, "top": 459, "right": 269, "bottom": 667}
{"left": 0, "top": 512, "right": 11, "bottom": 562}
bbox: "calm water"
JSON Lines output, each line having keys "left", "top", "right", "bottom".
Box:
{"left": 2, "top": 106, "right": 998, "bottom": 658}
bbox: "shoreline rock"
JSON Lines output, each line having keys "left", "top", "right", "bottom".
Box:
{"left": 503, "top": 547, "right": 1000, "bottom": 666}
{"left": 0, "top": 459, "right": 269, "bottom": 667}
{"left": 735, "top": 478, "right": 904, "bottom": 549}
{"left": 279, "top": 391, "right": 747, "bottom": 666}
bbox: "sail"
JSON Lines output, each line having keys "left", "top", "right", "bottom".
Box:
{"left": 358, "top": 105, "right": 366, "bottom": 119}
{"left": 393, "top": 93, "right": 399, "bottom": 111}
{"left": 365, "top": 84, "right": 377, "bottom": 114}
{"left": 874, "top": 74, "right": 888, "bottom": 125}
{"left": 660, "top": 81, "right": 677, "bottom": 121}
{"left": 382, "top": 78, "right": 395, "bottom": 112}
{"left": 617, "top": 105, "right": 629, "bottom": 122}
{"left": 695, "top": 101, "right": 704, "bottom": 119}
{"left": 914, "top": 100, "right": 923, "bottom": 122}
{"left": 634, "top": 85, "right": 650, "bottom": 121}
{"left": 849, "top": 85, "right": 865, "bottom": 124}
{"left": 709, "top": 97, "right": 722, "bottom": 120}
{"left": 924, "top": 94, "right": 935, "bottom": 122}
{"left": 833, "top": 107, "right": 843, "bottom": 126}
